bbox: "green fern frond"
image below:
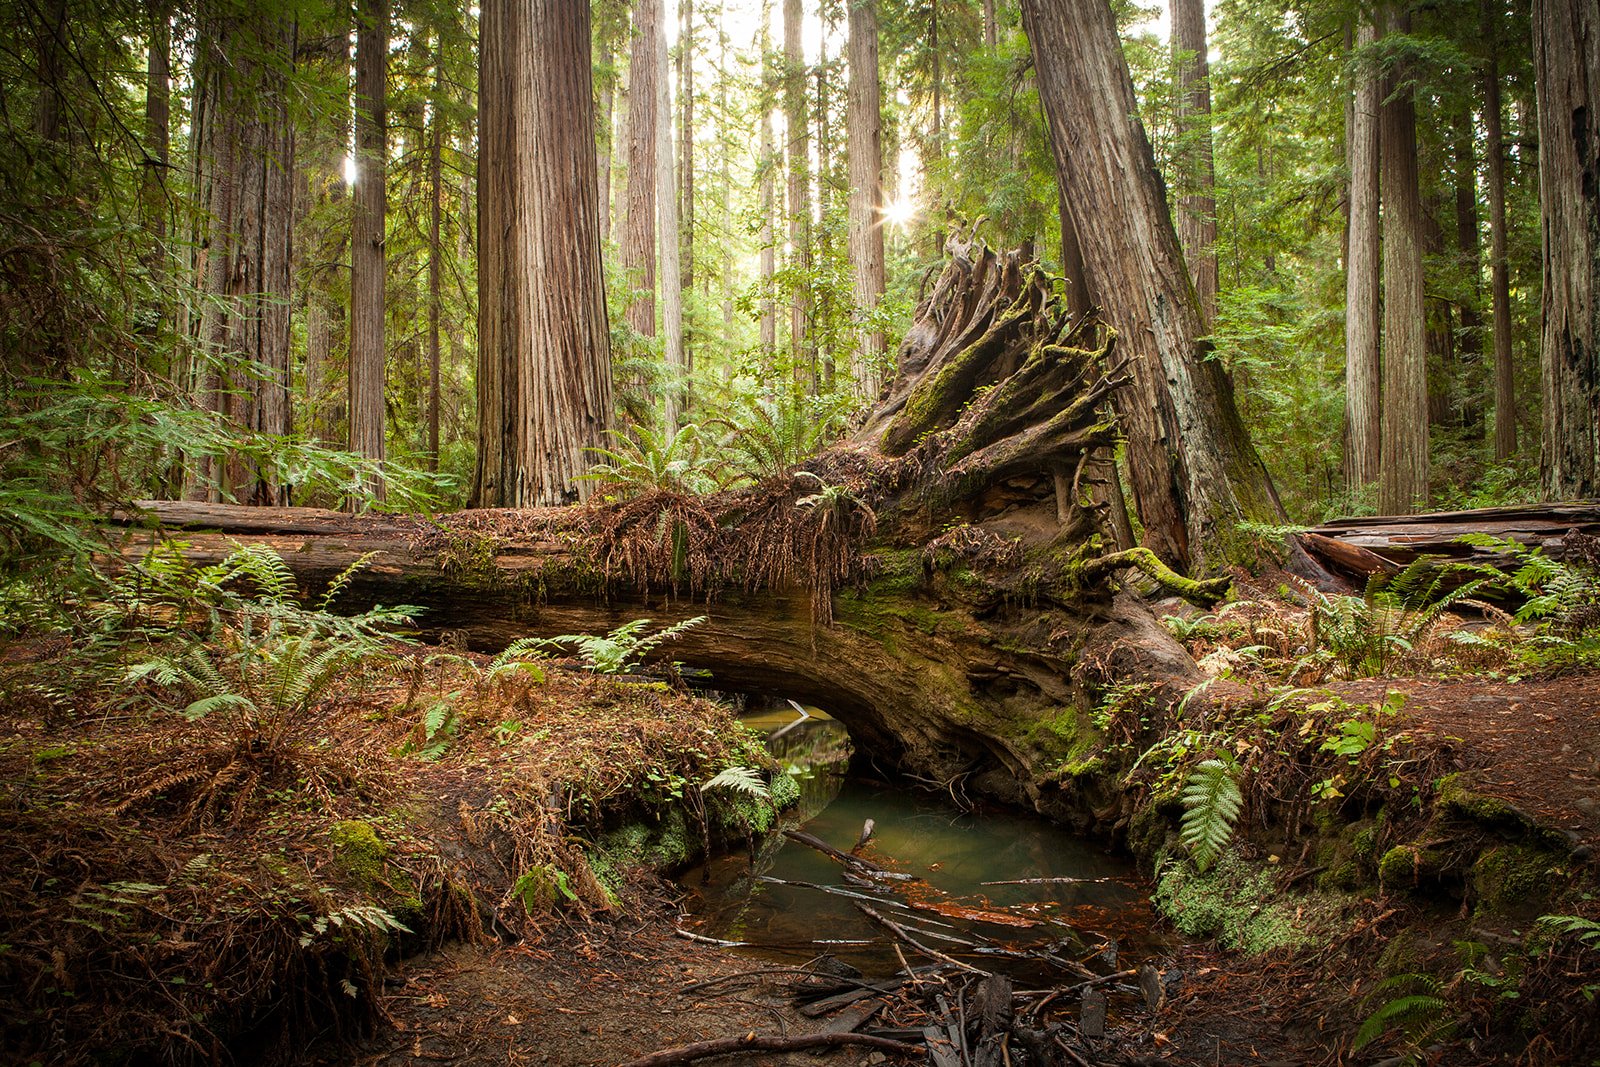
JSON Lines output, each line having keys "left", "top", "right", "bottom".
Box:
{"left": 1179, "top": 758, "right": 1243, "bottom": 872}
{"left": 701, "top": 765, "right": 770, "bottom": 798}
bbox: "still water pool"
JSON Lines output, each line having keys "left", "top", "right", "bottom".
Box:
{"left": 678, "top": 701, "right": 1165, "bottom": 981}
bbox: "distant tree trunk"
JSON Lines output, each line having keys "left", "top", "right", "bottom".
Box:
{"left": 1345, "top": 17, "right": 1382, "bottom": 489}
{"left": 142, "top": 6, "right": 171, "bottom": 260}
{"left": 1378, "top": 10, "right": 1428, "bottom": 515}
{"left": 1171, "top": 0, "right": 1217, "bottom": 324}
{"left": 620, "top": 0, "right": 661, "bottom": 341}
{"left": 140, "top": 3, "right": 171, "bottom": 354}
{"left": 1452, "top": 104, "right": 1485, "bottom": 438}
{"left": 1534, "top": 0, "right": 1600, "bottom": 497}
{"left": 759, "top": 0, "right": 777, "bottom": 366}
{"left": 189, "top": 7, "right": 298, "bottom": 506}
{"left": 983, "top": 0, "right": 996, "bottom": 49}
{"left": 474, "top": 0, "right": 615, "bottom": 507}
{"left": 718, "top": 8, "right": 735, "bottom": 334}
{"left": 306, "top": 302, "right": 332, "bottom": 444}
{"left": 1483, "top": 0, "right": 1517, "bottom": 461}
{"left": 32, "top": 0, "right": 66, "bottom": 145}
{"left": 350, "top": 0, "right": 388, "bottom": 503}
{"left": 784, "top": 0, "right": 813, "bottom": 394}
{"left": 816, "top": 37, "right": 835, "bottom": 392}
{"left": 1020, "top": 0, "right": 1282, "bottom": 571}
{"left": 598, "top": 39, "right": 614, "bottom": 233}
{"left": 427, "top": 54, "right": 444, "bottom": 472}
{"left": 930, "top": 0, "right": 942, "bottom": 152}
{"left": 847, "top": 0, "right": 886, "bottom": 401}
{"left": 679, "top": 0, "right": 695, "bottom": 349}
{"left": 658, "top": 20, "right": 685, "bottom": 433}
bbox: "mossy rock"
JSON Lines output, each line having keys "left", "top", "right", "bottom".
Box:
{"left": 1436, "top": 774, "right": 1535, "bottom": 832}
{"left": 1125, "top": 799, "right": 1176, "bottom": 866}
{"left": 1377, "top": 843, "right": 1450, "bottom": 890}
{"left": 1472, "top": 843, "right": 1565, "bottom": 915}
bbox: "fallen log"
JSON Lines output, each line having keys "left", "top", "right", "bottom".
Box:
{"left": 614, "top": 1030, "right": 922, "bottom": 1067}
{"left": 1297, "top": 503, "right": 1600, "bottom": 580}
{"left": 106, "top": 242, "right": 1222, "bottom": 820}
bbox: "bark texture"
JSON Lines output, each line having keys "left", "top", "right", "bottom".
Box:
{"left": 847, "top": 0, "right": 887, "bottom": 401}
{"left": 620, "top": 0, "right": 662, "bottom": 340}
{"left": 657, "top": 22, "right": 686, "bottom": 432}
{"left": 350, "top": 0, "right": 388, "bottom": 501}
{"left": 1378, "top": 12, "right": 1428, "bottom": 515}
{"left": 1482, "top": 0, "right": 1517, "bottom": 461}
{"left": 474, "top": 0, "right": 615, "bottom": 507}
{"left": 1534, "top": 0, "right": 1600, "bottom": 497}
{"left": 189, "top": 5, "right": 298, "bottom": 506}
{"left": 1171, "top": 0, "right": 1217, "bottom": 324}
{"left": 1344, "top": 17, "right": 1382, "bottom": 489}
{"left": 784, "top": 0, "right": 813, "bottom": 392}
{"left": 1020, "top": 0, "right": 1281, "bottom": 571}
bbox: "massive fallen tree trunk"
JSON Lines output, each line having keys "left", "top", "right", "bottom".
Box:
{"left": 113, "top": 241, "right": 1213, "bottom": 820}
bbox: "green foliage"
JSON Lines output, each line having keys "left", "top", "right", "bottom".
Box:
{"left": 1534, "top": 914, "right": 1600, "bottom": 950}
{"left": 584, "top": 424, "right": 727, "bottom": 498}
{"left": 704, "top": 391, "right": 851, "bottom": 482}
{"left": 1296, "top": 561, "right": 1490, "bottom": 679}
{"left": 1179, "top": 758, "right": 1244, "bottom": 872}
{"left": 1353, "top": 974, "right": 1456, "bottom": 1060}
{"left": 125, "top": 548, "right": 416, "bottom": 751}
{"left": 536, "top": 616, "right": 708, "bottom": 675}
{"left": 700, "top": 765, "right": 770, "bottom": 799}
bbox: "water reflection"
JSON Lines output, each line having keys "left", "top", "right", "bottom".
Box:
{"left": 680, "top": 698, "right": 1162, "bottom": 980}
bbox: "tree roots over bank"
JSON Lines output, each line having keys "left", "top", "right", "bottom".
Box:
{"left": 114, "top": 239, "right": 1217, "bottom": 819}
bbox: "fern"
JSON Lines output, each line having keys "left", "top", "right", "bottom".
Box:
{"left": 1534, "top": 913, "right": 1600, "bottom": 949}
{"left": 298, "top": 903, "right": 414, "bottom": 947}
{"left": 1179, "top": 758, "right": 1243, "bottom": 872}
{"left": 1353, "top": 973, "right": 1456, "bottom": 1057}
{"left": 701, "top": 765, "right": 770, "bottom": 798}
{"left": 537, "top": 615, "right": 707, "bottom": 675}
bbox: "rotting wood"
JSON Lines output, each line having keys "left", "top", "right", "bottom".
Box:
{"left": 1297, "top": 504, "right": 1600, "bottom": 580}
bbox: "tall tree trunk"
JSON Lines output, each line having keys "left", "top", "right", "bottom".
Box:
{"left": 658, "top": 16, "right": 685, "bottom": 433}
{"left": 351, "top": 0, "right": 388, "bottom": 503}
{"left": 474, "top": 0, "right": 615, "bottom": 506}
{"left": 427, "top": 53, "right": 444, "bottom": 472}
{"left": 598, "top": 39, "right": 614, "bottom": 235}
{"left": 142, "top": 6, "right": 170, "bottom": 260}
{"left": 189, "top": 6, "right": 298, "bottom": 506}
{"left": 1345, "top": 17, "right": 1382, "bottom": 488}
{"left": 1378, "top": 10, "right": 1429, "bottom": 515}
{"left": 816, "top": 36, "right": 835, "bottom": 393}
{"left": 1020, "top": 0, "right": 1282, "bottom": 570}
{"left": 1452, "top": 104, "right": 1485, "bottom": 438}
{"left": 620, "top": 0, "right": 661, "bottom": 342}
{"left": 847, "top": 0, "right": 886, "bottom": 401}
{"left": 718, "top": 5, "right": 735, "bottom": 335}
{"left": 1483, "top": 0, "right": 1517, "bottom": 461}
{"left": 983, "top": 0, "right": 996, "bottom": 49}
{"left": 784, "top": 0, "right": 813, "bottom": 394}
{"left": 32, "top": 0, "right": 67, "bottom": 146}
{"left": 1534, "top": 0, "right": 1600, "bottom": 497}
{"left": 930, "top": 0, "right": 941, "bottom": 155}
{"left": 679, "top": 0, "right": 696, "bottom": 413}
{"left": 759, "top": 0, "right": 777, "bottom": 367}
{"left": 1171, "top": 0, "right": 1217, "bottom": 324}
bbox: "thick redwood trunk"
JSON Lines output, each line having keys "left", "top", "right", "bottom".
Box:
{"left": 847, "top": 0, "right": 886, "bottom": 401}
{"left": 1344, "top": 17, "right": 1381, "bottom": 489}
{"left": 1020, "top": 0, "right": 1281, "bottom": 571}
{"left": 350, "top": 0, "right": 388, "bottom": 501}
{"left": 1534, "top": 0, "right": 1600, "bottom": 497}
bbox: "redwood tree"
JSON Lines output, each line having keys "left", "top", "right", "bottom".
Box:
{"left": 1171, "top": 0, "right": 1217, "bottom": 324}
{"left": 847, "top": 0, "right": 886, "bottom": 401}
{"left": 1019, "top": 0, "right": 1281, "bottom": 570}
{"left": 474, "top": 0, "right": 614, "bottom": 507}
{"left": 1533, "top": 0, "right": 1600, "bottom": 497}
{"left": 1344, "top": 17, "right": 1382, "bottom": 489}
{"left": 350, "top": 0, "right": 388, "bottom": 501}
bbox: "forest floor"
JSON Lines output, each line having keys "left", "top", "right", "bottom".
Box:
{"left": 3, "top": 621, "right": 1599, "bottom": 1065}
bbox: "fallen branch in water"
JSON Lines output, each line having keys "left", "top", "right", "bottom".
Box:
{"left": 783, "top": 830, "right": 915, "bottom": 880}
{"left": 614, "top": 1031, "right": 922, "bottom": 1067}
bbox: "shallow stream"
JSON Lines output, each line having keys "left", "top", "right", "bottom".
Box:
{"left": 679, "top": 700, "right": 1165, "bottom": 983}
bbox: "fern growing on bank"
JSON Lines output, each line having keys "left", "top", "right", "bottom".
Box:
{"left": 700, "top": 765, "right": 770, "bottom": 799}
{"left": 1180, "top": 758, "right": 1243, "bottom": 872}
